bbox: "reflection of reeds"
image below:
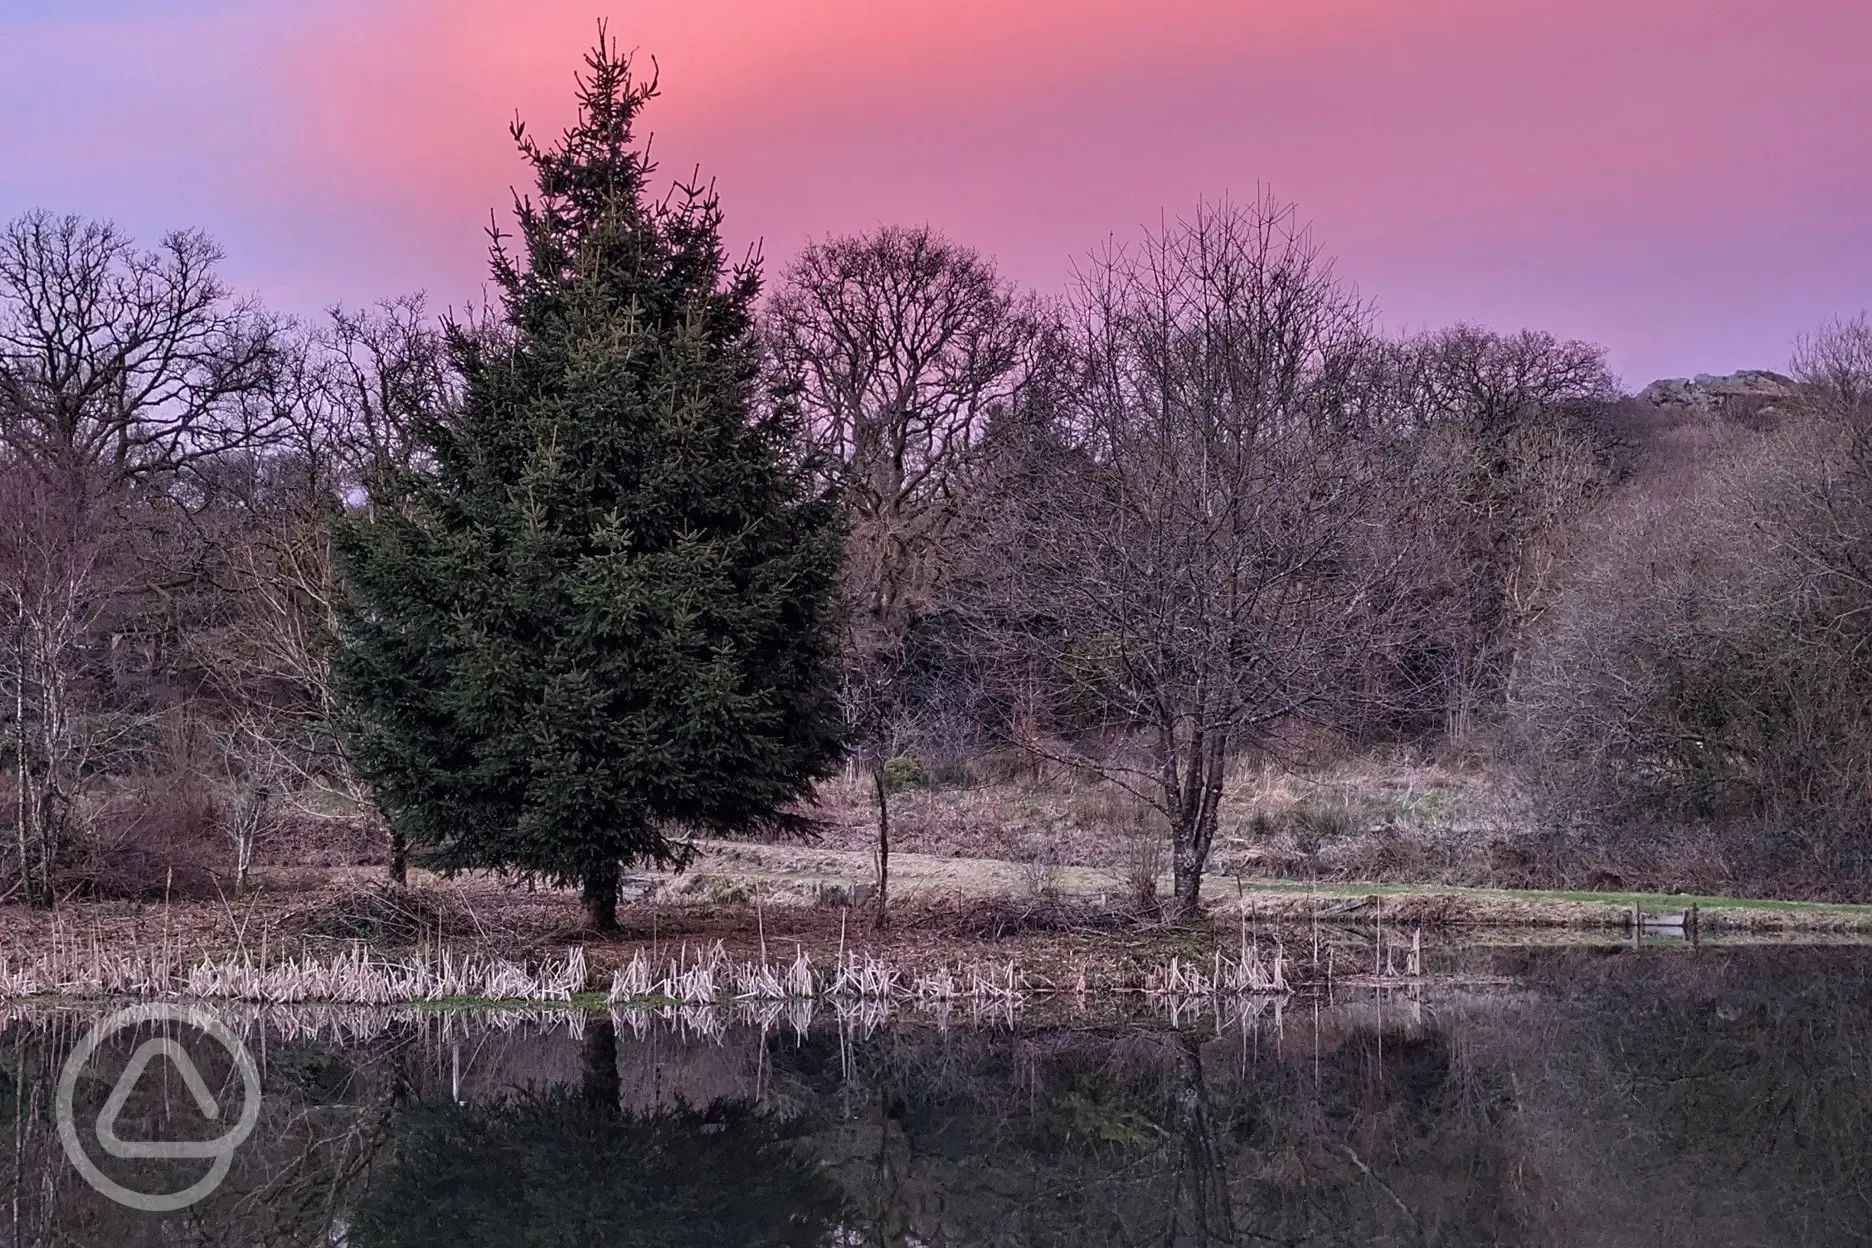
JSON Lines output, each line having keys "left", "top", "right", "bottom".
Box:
{"left": 1150, "top": 989, "right": 1288, "bottom": 1032}
{"left": 0, "top": 1000, "right": 595, "bottom": 1047}
{"left": 1144, "top": 943, "right": 1289, "bottom": 997}
{"left": 0, "top": 976, "right": 1300, "bottom": 1052}
{"left": 604, "top": 943, "right": 1039, "bottom": 1008}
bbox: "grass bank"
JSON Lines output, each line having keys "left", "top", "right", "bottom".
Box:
{"left": 648, "top": 838, "right": 1872, "bottom": 933}
{"left": 1, "top": 848, "right": 1869, "bottom": 1010}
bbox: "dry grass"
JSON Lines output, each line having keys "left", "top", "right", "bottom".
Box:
{"left": 0, "top": 934, "right": 583, "bottom": 1006}
{"left": 0, "top": 911, "right": 1304, "bottom": 1007}
{"left": 0, "top": 940, "right": 588, "bottom": 1004}
{"left": 803, "top": 772, "right": 1145, "bottom": 867}
{"left": 63, "top": 748, "right": 1862, "bottom": 925}
{"left": 801, "top": 754, "right": 1872, "bottom": 905}
{"left": 803, "top": 752, "right": 1527, "bottom": 888}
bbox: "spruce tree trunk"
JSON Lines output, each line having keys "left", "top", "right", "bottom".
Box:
{"left": 581, "top": 1014, "right": 620, "bottom": 1112}
{"left": 387, "top": 826, "right": 408, "bottom": 888}
{"left": 872, "top": 762, "right": 890, "bottom": 931}
{"left": 582, "top": 860, "right": 620, "bottom": 934}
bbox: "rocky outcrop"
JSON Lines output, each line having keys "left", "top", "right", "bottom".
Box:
{"left": 1637, "top": 370, "right": 1797, "bottom": 409}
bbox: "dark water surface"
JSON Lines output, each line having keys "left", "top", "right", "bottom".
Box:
{"left": 2, "top": 944, "right": 1868, "bottom": 1246}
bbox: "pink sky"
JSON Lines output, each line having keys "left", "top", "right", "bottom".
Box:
{"left": 2, "top": 0, "right": 1868, "bottom": 385}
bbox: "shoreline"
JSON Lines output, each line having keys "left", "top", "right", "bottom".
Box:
{"left": 3, "top": 859, "right": 1870, "bottom": 1010}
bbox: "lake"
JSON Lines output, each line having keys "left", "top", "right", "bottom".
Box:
{"left": 3, "top": 943, "right": 1868, "bottom": 1246}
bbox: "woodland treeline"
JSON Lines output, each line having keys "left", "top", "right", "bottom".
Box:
{"left": 2, "top": 40, "right": 1869, "bottom": 913}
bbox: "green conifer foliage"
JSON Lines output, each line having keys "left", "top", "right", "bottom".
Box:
{"left": 333, "top": 35, "right": 845, "bottom": 930}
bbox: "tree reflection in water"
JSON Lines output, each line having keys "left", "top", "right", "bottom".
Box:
{"left": 0, "top": 947, "right": 1868, "bottom": 1246}
{"left": 350, "top": 1018, "right": 844, "bottom": 1247}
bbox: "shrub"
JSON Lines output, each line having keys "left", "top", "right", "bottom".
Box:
{"left": 926, "top": 758, "right": 973, "bottom": 788}
{"left": 1514, "top": 323, "right": 1872, "bottom": 884}
{"left": 1289, "top": 801, "right": 1361, "bottom": 855}
{"left": 881, "top": 754, "right": 925, "bottom": 792}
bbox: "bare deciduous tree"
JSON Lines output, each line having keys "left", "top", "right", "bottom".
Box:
{"left": 206, "top": 296, "right": 449, "bottom": 887}
{"left": 985, "top": 196, "right": 1400, "bottom": 918}
{"left": 0, "top": 212, "right": 278, "bottom": 904}
{"left": 1396, "top": 325, "right": 1619, "bottom": 729}
{"left": 0, "top": 467, "right": 137, "bottom": 902}
{"left": 0, "top": 212, "right": 278, "bottom": 483}
{"left": 766, "top": 226, "right": 1037, "bottom": 925}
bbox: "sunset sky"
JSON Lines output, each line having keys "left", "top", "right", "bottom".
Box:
{"left": 2, "top": 0, "right": 1867, "bottom": 385}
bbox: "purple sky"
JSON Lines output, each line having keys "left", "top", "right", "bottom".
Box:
{"left": 3, "top": 0, "right": 1869, "bottom": 386}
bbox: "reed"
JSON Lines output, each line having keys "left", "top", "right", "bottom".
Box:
{"left": 2, "top": 933, "right": 1311, "bottom": 1008}
{"left": 0, "top": 944, "right": 589, "bottom": 1005}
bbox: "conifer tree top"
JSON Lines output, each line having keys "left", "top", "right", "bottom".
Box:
{"left": 488, "top": 29, "right": 757, "bottom": 346}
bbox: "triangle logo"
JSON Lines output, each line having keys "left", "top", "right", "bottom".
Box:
{"left": 96, "top": 1038, "right": 228, "bottom": 1161}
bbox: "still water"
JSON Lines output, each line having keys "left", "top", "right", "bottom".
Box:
{"left": 2, "top": 944, "right": 1867, "bottom": 1247}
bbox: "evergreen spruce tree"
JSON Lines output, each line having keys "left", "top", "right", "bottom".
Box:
{"left": 333, "top": 35, "right": 845, "bottom": 931}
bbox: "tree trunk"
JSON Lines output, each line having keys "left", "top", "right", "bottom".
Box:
{"left": 1167, "top": 733, "right": 1228, "bottom": 922}
{"left": 872, "top": 762, "right": 891, "bottom": 931}
{"left": 580, "top": 1014, "right": 620, "bottom": 1113}
{"left": 582, "top": 859, "right": 620, "bottom": 934}
{"left": 1170, "top": 833, "right": 1204, "bottom": 921}
{"left": 387, "top": 825, "right": 408, "bottom": 888}
{"left": 12, "top": 634, "right": 28, "bottom": 905}
{"left": 23, "top": 786, "right": 63, "bottom": 909}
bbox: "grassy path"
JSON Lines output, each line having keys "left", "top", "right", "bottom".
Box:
{"left": 1240, "top": 877, "right": 1872, "bottom": 915}
{"left": 683, "top": 840, "right": 1872, "bottom": 932}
